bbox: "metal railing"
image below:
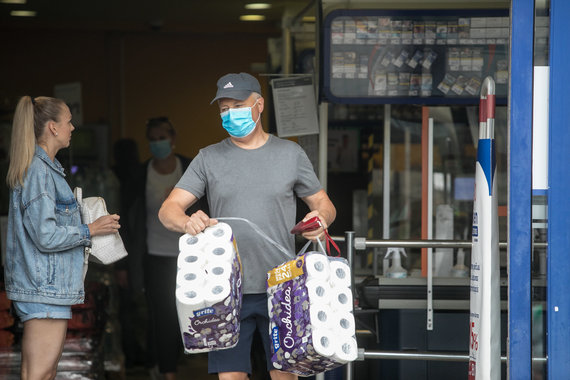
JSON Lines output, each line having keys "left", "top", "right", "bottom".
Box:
{"left": 331, "top": 235, "right": 547, "bottom": 250}
{"left": 361, "top": 349, "right": 547, "bottom": 363}
{"left": 337, "top": 231, "right": 546, "bottom": 380}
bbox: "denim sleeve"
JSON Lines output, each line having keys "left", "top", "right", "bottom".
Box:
{"left": 81, "top": 224, "right": 92, "bottom": 242}
{"left": 23, "top": 192, "right": 91, "bottom": 252}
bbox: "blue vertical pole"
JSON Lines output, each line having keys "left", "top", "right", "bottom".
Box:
{"left": 547, "top": 0, "right": 570, "bottom": 378}
{"left": 508, "top": 0, "right": 533, "bottom": 379}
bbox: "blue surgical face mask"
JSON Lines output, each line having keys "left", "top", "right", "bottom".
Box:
{"left": 149, "top": 139, "right": 172, "bottom": 159}
{"left": 220, "top": 100, "right": 260, "bottom": 138}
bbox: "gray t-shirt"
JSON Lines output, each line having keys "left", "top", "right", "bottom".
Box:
{"left": 176, "top": 134, "right": 322, "bottom": 294}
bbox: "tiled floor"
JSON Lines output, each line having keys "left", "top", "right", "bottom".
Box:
{"left": 123, "top": 353, "right": 216, "bottom": 380}
{"left": 120, "top": 350, "right": 276, "bottom": 380}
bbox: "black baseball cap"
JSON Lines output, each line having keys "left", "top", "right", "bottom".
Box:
{"left": 210, "top": 72, "right": 261, "bottom": 104}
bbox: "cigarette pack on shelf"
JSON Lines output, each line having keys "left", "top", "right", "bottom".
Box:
{"left": 266, "top": 251, "right": 357, "bottom": 376}
{"left": 176, "top": 222, "right": 242, "bottom": 353}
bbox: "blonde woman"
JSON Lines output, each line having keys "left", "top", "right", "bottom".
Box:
{"left": 5, "top": 96, "right": 120, "bottom": 380}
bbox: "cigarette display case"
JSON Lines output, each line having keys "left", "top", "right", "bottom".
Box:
{"left": 323, "top": 9, "right": 509, "bottom": 105}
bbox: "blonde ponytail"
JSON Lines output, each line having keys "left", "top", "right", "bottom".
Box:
{"left": 6, "top": 96, "right": 66, "bottom": 188}
{"left": 7, "top": 96, "right": 36, "bottom": 188}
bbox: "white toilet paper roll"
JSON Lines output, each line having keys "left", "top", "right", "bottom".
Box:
{"left": 175, "top": 286, "right": 206, "bottom": 312}
{"left": 203, "top": 280, "right": 231, "bottom": 305}
{"left": 179, "top": 233, "right": 208, "bottom": 253}
{"left": 329, "top": 260, "right": 351, "bottom": 288}
{"left": 204, "top": 222, "right": 233, "bottom": 242}
{"left": 309, "top": 304, "right": 332, "bottom": 329}
{"left": 329, "top": 286, "right": 354, "bottom": 312}
{"left": 204, "top": 261, "right": 233, "bottom": 281}
{"left": 305, "top": 253, "right": 331, "bottom": 281}
{"left": 203, "top": 242, "right": 235, "bottom": 263}
{"left": 332, "top": 336, "right": 358, "bottom": 363}
{"left": 176, "top": 266, "right": 206, "bottom": 288}
{"left": 311, "top": 329, "right": 335, "bottom": 357}
{"left": 306, "top": 279, "right": 331, "bottom": 305}
{"left": 331, "top": 311, "right": 356, "bottom": 337}
{"left": 177, "top": 250, "right": 206, "bottom": 269}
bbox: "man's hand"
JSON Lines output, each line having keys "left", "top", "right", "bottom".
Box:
{"left": 183, "top": 210, "right": 218, "bottom": 235}
{"left": 300, "top": 210, "right": 327, "bottom": 242}
{"left": 300, "top": 189, "right": 336, "bottom": 242}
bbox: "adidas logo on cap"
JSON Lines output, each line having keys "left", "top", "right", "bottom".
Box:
{"left": 223, "top": 82, "right": 234, "bottom": 89}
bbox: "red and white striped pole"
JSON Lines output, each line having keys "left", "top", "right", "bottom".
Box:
{"left": 468, "top": 76, "right": 501, "bottom": 380}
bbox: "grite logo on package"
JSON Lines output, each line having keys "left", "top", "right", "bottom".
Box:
{"left": 271, "top": 326, "right": 280, "bottom": 351}
{"left": 194, "top": 307, "right": 215, "bottom": 318}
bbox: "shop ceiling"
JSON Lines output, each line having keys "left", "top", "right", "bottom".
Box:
{"left": 0, "top": 0, "right": 511, "bottom": 35}
{"left": 0, "top": 0, "right": 316, "bottom": 34}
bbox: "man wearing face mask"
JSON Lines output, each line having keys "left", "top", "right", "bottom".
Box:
{"left": 137, "top": 117, "right": 208, "bottom": 379}
{"left": 159, "top": 72, "right": 336, "bottom": 380}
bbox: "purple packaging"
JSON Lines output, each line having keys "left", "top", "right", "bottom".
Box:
{"left": 266, "top": 252, "right": 356, "bottom": 376}
{"left": 176, "top": 232, "right": 243, "bottom": 354}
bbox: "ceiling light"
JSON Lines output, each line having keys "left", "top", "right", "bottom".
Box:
{"left": 0, "top": 0, "right": 26, "bottom": 3}
{"left": 302, "top": 16, "right": 316, "bottom": 23}
{"left": 240, "top": 15, "right": 266, "bottom": 22}
{"left": 245, "top": 3, "right": 271, "bottom": 10}
{"left": 10, "top": 10, "right": 36, "bottom": 17}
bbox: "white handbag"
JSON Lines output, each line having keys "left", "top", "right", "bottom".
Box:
{"left": 74, "top": 187, "right": 128, "bottom": 265}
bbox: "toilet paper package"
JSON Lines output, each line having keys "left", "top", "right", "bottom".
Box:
{"left": 176, "top": 223, "right": 242, "bottom": 353}
{"left": 266, "top": 251, "right": 357, "bottom": 376}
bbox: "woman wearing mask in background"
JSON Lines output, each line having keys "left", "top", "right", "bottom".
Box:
{"left": 137, "top": 117, "right": 206, "bottom": 379}
{"left": 4, "top": 96, "right": 120, "bottom": 380}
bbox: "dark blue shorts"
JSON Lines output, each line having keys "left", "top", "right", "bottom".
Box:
{"left": 208, "top": 293, "right": 273, "bottom": 375}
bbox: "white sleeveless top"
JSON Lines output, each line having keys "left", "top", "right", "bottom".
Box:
{"left": 145, "top": 158, "right": 183, "bottom": 257}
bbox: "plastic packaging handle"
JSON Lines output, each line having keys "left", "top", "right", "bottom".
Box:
{"left": 216, "top": 217, "right": 292, "bottom": 258}
{"left": 298, "top": 239, "right": 327, "bottom": 257}
{"left": 215, "top": 216, "right": 340, "bottom": 257}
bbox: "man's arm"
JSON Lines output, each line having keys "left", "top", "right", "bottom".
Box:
{"left": 159, "top": 188, "right": 196, "bottom": 233}
{"left": 159, "top": 188, "right": 216, "bottom": 235}
{"left": 300, "top": 189, "right": 337, "bottom": 241}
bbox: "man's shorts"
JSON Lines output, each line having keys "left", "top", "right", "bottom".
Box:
{"left": 208, "top": 293, "right": 273, "bottom": 375}
{"left": 12, "top": 301, "right": 72, "bottom": 322}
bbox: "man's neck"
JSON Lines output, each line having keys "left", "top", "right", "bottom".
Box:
{"left": 230, "top": 126, "right": 269, "bottom": 150}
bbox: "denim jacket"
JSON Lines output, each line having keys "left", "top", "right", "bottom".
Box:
{"left": 4, "top": 146, "right": 91, "bottom": 305}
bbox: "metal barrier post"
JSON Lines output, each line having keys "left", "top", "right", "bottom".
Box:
{"left": 345, "top": 231, "right": 356, "bottom": 295}
{"left": 345, "top": 231, "right": 355, "bottom": 380}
